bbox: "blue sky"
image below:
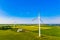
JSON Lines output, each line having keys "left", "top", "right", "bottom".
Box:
{"left": 0, "top": 0, "right": 60, "bottom": 24}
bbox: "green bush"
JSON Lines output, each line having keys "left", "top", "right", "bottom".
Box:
{"left": 11, "top": 28, "right": 18, "bottom": 32}
{"left": 0, "top": 26, "right": 12, "bottom": 30}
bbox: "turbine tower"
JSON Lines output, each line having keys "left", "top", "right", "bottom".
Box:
{"left": 32, "top": 13, "right": 43, "bottom": 37}
{"left": 38, "top": 14, "right": 41, "bottom": 37}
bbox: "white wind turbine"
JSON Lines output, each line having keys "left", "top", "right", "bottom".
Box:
{"left": 13, "top": 19, "right": 16, "bottom": 28}
{"left": 32, "top": 13, "right": 43, "bottom": 37}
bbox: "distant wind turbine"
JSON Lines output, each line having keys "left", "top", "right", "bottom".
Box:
{"left": 13, "top": 20, "right": 16, "bottom": 28}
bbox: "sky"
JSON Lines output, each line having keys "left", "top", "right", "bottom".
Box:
{"left": 0, "top": 0, "right": 60, "bottom": 24}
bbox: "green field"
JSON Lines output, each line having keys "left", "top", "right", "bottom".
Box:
{"left": 0, "top": 24, "right": 60, "bottom": 40}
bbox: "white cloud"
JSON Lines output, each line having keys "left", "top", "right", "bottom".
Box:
{"left": 1, "top": 9, "right": 60, "bottom": 24}
{"left": 0, "top": 17, "right": 38, "bottom": 24}
{"left": 0, "top": 10, "right": 38, "bottom": 24}
{"left": 42, "top": 16, "right": 60, "bottom": 24}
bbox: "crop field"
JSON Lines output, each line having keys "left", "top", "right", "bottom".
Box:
{"left": 0, "top": 24, "right": 60, "bottom": 40}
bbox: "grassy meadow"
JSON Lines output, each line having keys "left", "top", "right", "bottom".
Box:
{"left": 0, "top": 24, "right": 60, "bottom": 40}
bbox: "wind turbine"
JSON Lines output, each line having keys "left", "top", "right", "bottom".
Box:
{"left": 32, "top": 13, "right": 43, "bottom": 37}
{"left": 13, "top": 19, "right": 16, "bottom": 28}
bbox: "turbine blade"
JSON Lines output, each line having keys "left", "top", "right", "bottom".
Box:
{"left": 40, "top": 18, "right": 44, "bottom": 24}
{"left": 32, "top": 18, "right": 37, "bottom": 21}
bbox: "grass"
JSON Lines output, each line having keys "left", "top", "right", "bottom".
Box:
{"left": 41, "top": 27, "right": 60, "bottom": 37}
{"left": 0, "top": 30, "right": 39, "bottom": 40}
{"left": 41, "top": 26, "right": 60, "bottom": 40}
{"left": 0, "top": 24, "right": 60, "bottom": 40}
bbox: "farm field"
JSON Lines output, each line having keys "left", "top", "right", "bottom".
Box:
{"left": 0, "top": 24, "right": 60, "bottom": 40}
